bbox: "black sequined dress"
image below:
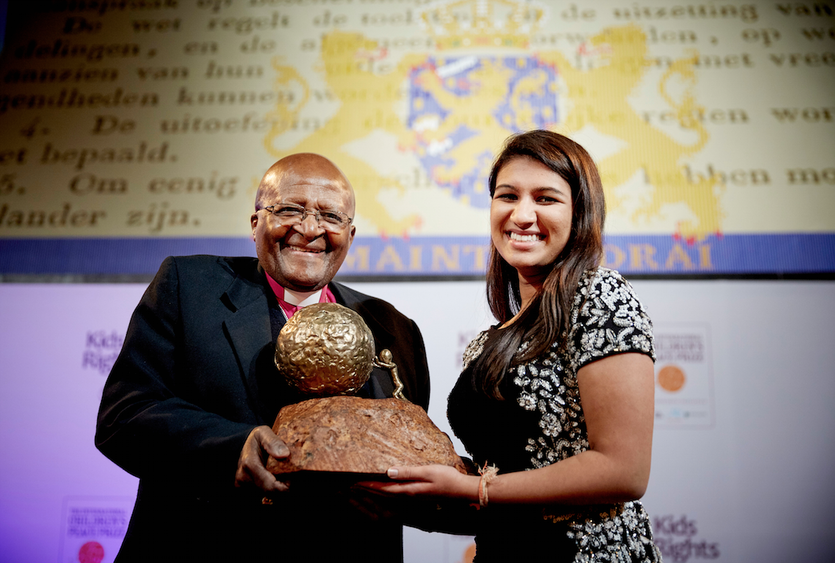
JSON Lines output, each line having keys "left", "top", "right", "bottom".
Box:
{"left": 447, "top": 268, "right": 663, "bottom": 562}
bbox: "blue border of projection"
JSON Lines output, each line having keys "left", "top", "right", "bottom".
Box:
{"left": 1, "top": 234, "right": 833, "bottom": 276}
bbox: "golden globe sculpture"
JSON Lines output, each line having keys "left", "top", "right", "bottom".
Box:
{"left": 275, "top": 303, "right": 375, "bottom": 397}
{"left": 267, "top": 302, "right": 467, "bottom": 477}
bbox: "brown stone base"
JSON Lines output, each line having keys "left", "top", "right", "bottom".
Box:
{"left": 266, "top": 396, "right": 467, "bottom": 476}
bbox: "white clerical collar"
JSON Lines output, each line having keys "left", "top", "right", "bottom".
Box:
{"left": 282, "top": 287, "right": 323, "bottom": 307}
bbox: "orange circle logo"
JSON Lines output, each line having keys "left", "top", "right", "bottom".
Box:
{"left": 657, "top": 365, "right": 686, "bottom": 392}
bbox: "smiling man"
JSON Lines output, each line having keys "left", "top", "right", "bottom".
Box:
{"left": 251, "top": 153, "right": 356, "bottom": 294}
{"left": 95, "top": 153, "right": 430, "bottom": 563}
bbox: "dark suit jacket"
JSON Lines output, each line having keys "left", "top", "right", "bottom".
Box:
{"left": 95, "top": 255, "right": 431, "bottom": 563}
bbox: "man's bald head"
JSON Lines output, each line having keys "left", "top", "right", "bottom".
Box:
{"left": 255, "top": 153, "right": 355, "bottom": 216}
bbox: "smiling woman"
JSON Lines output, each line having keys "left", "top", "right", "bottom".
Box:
{"left": 363, "top": 131, "right": 661, "bottom": 563}
{"left": 476, "top": 130, "right": 607, "bottom": 399}
{"left": 490, "top": 157, "right": 574, "bottom": 291}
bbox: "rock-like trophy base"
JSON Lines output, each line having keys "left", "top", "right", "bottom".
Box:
{"left": 266, "top": 396, "right": 467, "bottom": 476}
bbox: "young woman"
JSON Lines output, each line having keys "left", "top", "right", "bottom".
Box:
{"left": 370, "top": 130, "right": 662, "bottom": 562}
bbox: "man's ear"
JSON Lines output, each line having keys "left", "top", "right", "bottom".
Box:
{"left": 250, "top": 213, "right": 259, "bottom": 241}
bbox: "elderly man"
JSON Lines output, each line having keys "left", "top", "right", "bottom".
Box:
{"left": 96, "top": 154, "right": 430, "bottom": 562}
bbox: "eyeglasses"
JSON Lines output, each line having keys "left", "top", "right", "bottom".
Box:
{"left": 261, "top": 202, "right": 353, "bottom": 231}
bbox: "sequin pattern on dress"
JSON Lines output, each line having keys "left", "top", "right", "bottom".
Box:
{"left": 508, "top": 269, "right": 656, "bottom": 471}
{"left": 459, "top": 268, "right": 662, "bottom": 562}
{"left": 461, "top": 330, "right": 489, "bottom": 372}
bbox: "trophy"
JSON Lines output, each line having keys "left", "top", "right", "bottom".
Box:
{"left": 265, "top": 303, "right": 467, "bottom": 477}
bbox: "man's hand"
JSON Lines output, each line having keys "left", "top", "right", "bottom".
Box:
{"left": 234, "top": 425, "right": 290, "bottom": 493}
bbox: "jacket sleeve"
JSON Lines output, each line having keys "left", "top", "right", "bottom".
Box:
{"left": 401, "top": 315, "right": 431, "bottom": 411}
{"left": 94, "top": 257, "right": 255, "bottom": 490}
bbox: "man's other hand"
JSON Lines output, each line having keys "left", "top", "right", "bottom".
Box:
{"left": 234, "top": 425, "right": 290, "bottom": 492}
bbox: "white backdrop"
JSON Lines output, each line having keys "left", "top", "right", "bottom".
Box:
{"left": 1, "top": 278, "right": 834, "bottom": 563}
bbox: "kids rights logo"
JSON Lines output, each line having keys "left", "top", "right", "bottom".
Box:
{"left": 653, "top": 514, "right": 720, "bottom": 562}
{"left": 81, "top": 330, "right": 123, "bottom": 375}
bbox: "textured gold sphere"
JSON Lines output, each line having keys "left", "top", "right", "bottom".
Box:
{"left": 275, "top": 303, "right": 375, "bottom": 396}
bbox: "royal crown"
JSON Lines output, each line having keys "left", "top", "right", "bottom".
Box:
{"left": 420, "top": 0, "right": 544, "bottom": 50}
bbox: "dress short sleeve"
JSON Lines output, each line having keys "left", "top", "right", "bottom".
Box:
{"left": 566, "top": 268, "right": 655, "bottom": 373}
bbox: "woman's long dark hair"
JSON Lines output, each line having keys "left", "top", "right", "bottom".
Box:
{"left": 471, "top": 130, "right": 606, "bottom": 399}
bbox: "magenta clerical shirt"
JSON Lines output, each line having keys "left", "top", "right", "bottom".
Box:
{"left": 265, "top": 273, "right": 335, "bottom": 319}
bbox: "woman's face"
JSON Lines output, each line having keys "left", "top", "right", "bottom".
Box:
{"left": 490, "top": 157, "right": 574, "bottom": 283}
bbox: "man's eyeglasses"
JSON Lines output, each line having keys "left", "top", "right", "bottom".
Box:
{"left": 261, "top": 202, "right": 352, "bottom": 231}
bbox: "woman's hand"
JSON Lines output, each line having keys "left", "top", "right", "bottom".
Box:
{"left": 361, "top": 464, "right": 480, "bottom": 501}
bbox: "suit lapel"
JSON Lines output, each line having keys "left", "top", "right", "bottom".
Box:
{"left": 220, "top": 262, "right": 275, "bottom": 425}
